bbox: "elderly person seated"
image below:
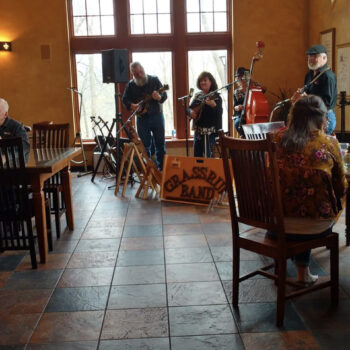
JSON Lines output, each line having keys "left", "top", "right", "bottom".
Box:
{"left": 0, "top": 98, "right": 30, "bottom": 162}
{"left": 271, "top": 95, "right": 347, "bottom": 285}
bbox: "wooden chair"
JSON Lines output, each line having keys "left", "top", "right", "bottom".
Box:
{"left": 218, "top": 131, "right": 339, "bottom": 326}
{"left": 242, "top": 121, "right": 285, "bottom": 140}
{"left": 33, "top": 123, "right": 70, "bottom": 238}
{"left": 0, "top": 137, "right": 53, "bottom": 268}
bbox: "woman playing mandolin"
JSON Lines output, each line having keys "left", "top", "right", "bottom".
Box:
{"left": 188, "top": 71, "right": 222, "bottom": 158}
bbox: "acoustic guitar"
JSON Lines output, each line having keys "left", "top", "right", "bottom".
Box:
{"left": 137, "top": 84, "right": 169, "bottom": 118}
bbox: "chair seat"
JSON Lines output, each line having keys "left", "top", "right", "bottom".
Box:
{"left": 239, "top": 227, "right": 338, "bottom": 259}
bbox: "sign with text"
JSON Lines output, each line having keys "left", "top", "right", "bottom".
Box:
{"left": 161, "top": 155, "right": 227, "bottom": 205}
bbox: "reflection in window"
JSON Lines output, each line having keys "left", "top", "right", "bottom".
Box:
{"left": 132, "top": 52, "right": 174, "bottom": 136}
{"left": 188, "top": 50, "right": 228, "bottom": 132}
{"left": 72, "top": 0, "right": 115, "bottom": 36}
{"left": 186, "top": 0, "right": 227, "bottom": 33}
{"left": 75, "top": 54, "right": 115, "bottom": 139}
{"left": 129, "top": 0, "right": 171, "bottom": 34}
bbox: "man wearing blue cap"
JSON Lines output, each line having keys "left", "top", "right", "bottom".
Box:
{"left": 292, "top": 44, "right": 337, "bottom": 134}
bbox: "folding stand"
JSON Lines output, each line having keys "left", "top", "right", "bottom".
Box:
{"left": 69, "top": 88, "right": 92, "bottom": 177}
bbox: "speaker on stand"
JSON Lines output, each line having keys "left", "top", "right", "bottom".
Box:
{"left": 92, "top": 49, "right": 130, "bottom": 187}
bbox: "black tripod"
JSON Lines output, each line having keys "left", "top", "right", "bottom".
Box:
{"left": 178, "top": 88, "right": 194, "bottom": 156}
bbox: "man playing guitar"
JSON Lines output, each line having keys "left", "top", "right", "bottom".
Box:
{"left": 122, "top": 62, "right": 167, "bottom": 170}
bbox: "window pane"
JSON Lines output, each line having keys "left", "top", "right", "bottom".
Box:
{"left": 200, "top": 0, "right": 213, "bottom": 12}
{"left": 186, "top": 0, "right": 199, "bottom": 12}
{"left": 130, "top": 14, "right": 144, "bottom": 34}
{"left": 214, "top": 0, "right": 226, "bottom": 11}
{"left": 73, "top": 16, "right": 87, "bottom": 36}
{"left": 129, "top": 0, "right": 143, "bottom": 14}
{"left": 187, "top": 13, "right": 200, "bottom": 32}
{"left": 87, "top": 16, "right": 101, "bottom": 35}
{"left": 144, "top": 0, "right": 157, "bottom": 14}
{"left": 72, "top": 0, "right": 86, "bottom": 16}
{"left": 100, "top": 0, "right": 114, "bottom": 15}
{"left": 144, "top": 14, "right": 157, "bottom": 34}
{"left": 86, "top": 0, "right": 100, "bottom": 16}
{"left": 132, "top": 52, "right": 174, "bottom": 137}
{"left": 158, "top": 14, "right": 171, "bottom": 34}
{"left": 201, "top": 12, "right": 213, "bottom": 32}
{"left": 214, "top": 12, "right": 227, "bottom": 31}
{"left": 157, "top": 0, "right": 170, "bottom": 14}
{"left": 188, "top": 50, "right": 228, "bottom": 133}
{"left": 101, "top": 16, "right": 115, "bottom": 35}
{"left": 75, "top": 54, "right": 115, "bottom": 139}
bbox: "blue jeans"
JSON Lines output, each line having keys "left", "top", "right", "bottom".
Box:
{"left": 136, "top": 113, "right": 166, "bottom": 170}
{"left": 267, "top": 228, "right": 331, "bottom": 266}
{"left": 194, "top": 132, "right": 217, "bottom": 158}
{"left": 234, "top": 117, "right": 244, "bottom": 136}
{"left": 326, "top": 109, "right": 336, "bottom": 135}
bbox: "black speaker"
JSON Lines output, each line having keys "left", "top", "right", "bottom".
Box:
{"left": 102, "top": 49, "right": 129, "bottom": 83}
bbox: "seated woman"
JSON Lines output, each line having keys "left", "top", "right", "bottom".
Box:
{"left": 272, "top": 95, "right": 347, "bottom": 284}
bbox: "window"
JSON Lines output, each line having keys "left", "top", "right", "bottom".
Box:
{"left": 132, "top": 52, "right": 174, "bottom": 136}
{"left": 186, "top": 0, "right": 227, "bottom": 32}
{"left": 188, "top": 50, "right": 228, "bottom": 132}
{"left": 129, "top": 0, "right": 171, "bottom": 34}
{"left": 75, "top": 54, "right": 115, "bottom": 139}
{"left": 72, "top": 0, "right": 114, "bottom": 36}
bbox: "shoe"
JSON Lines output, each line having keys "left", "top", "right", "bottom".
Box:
{"left": 297, "top": 268, "right": 318, "bottom": 286}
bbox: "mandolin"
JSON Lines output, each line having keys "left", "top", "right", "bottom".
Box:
{"left": 189, "top": 92, "right": 220, "bottom": 121}
{"left": 137, "top": 84, "right": 169, "bottom": 118}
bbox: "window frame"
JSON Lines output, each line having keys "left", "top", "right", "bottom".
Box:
{"left": 68, "top": 0, "right": 232, "bottom": 141}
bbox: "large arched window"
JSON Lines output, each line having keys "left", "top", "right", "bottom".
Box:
{"left": 69, "top": 0, "right": 232, "bottom": 141}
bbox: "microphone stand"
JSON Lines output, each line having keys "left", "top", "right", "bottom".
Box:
{"left": 69, "top": 88, "right": 91, "bottom": 177}
{"left": 178, "top": 91, "right": 193, "bottom": 157}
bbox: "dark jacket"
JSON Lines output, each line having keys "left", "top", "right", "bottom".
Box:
{"left": 304, "top": 64, "right": 337, "bottom": 109}
{"left": 0, "top": 117, "right": 30, "bottom": 162}
{"left": 122, "top": 75, "right": 167, "bottom": 117}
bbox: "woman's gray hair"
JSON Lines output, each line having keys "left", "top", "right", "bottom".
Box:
{"left": 0, "top": 98, "right": 9, "bottom": 113}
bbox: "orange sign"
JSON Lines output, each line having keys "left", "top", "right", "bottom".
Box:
{"left": 161, "top": 155, "right": 226, "bottom": 205}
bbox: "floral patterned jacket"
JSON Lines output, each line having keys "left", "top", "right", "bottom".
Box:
{"left": 273, "top": 129, "right": 348, "bottom": 219}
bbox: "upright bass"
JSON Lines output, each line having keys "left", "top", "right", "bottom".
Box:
{"left": 240, "top": 41, "right": 270, "bottom": 126}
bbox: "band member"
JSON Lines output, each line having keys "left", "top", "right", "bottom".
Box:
{"left": 233, "top": 67, "right": 266, "bottom": 136}
{"left": 0, "top": 98, "right": 30, "bottom": 162}
{"left": 188, "top": 71, "right": 222, "bottom": 158}
{"left": 291, "top": 44, "right": 337, "bottom": 135}
{"left": 122, "top": 62, "right": 167, "bottom": 170}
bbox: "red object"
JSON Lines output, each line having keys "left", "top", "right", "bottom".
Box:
{"left": 246, "top": 87, "right": 270, "bottom": 124}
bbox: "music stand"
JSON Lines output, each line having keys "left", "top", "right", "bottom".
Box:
{"left": 69, "top": 87, "right": 92, "bottom": 177}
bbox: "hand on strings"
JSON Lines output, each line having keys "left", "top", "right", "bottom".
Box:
{"left": 205, "top": 98, "right": 216, "bottom": 108}
{"left": 189, "top": 109, "right": 198, "bottom": 119}
{"left": 291, "top": 89, "right": 307, "bottom": 104}
{"left": 234, "top": 104, "right": 244, "bottom": 112}
{"left": 130, "top": 103, "right": 140, "bottom": 111}
{"left": 152, "top": 90, "right": 162, "bottom": 101}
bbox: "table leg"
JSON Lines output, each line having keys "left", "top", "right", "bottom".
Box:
{"left": 61, "top": 166, "right": 74, "bottom": 230}
{"left": 32, "top": 179, "right": 48, "bottom": 263}
{"left": 346, "top": 186, "right": 350, "bottom": 246}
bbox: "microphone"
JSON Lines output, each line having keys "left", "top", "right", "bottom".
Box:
{"left": 177, "top": 88, "right": 194, "bottom": 100}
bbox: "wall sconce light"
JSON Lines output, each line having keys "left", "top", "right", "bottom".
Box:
{"left": 0, "top": 42, "right": 12, "bottom": 51}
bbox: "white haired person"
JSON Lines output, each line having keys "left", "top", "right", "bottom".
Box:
{"left": 122, "top": 62, "right": 167, "bottom": 170}
{"left": 292, "top": 44, "right": 337, "bottom": 135}
{"left": 0, "top": 98, "right": 30, "bottom": 162}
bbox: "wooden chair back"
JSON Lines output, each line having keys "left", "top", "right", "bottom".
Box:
{"left": 32, "top": 123, "right": 69, "bottom": 149}
{"left": 242, "top": 121, "right": 285, "bottom": 140}
{"left": 219, "top": 132, "right": 285, "bottom": 241}
{"left": 0, "top": 138, "right": 37, "bottom": 267}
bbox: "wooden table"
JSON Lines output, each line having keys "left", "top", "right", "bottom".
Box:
{"left": 24, "top": 147, "right": 81, "bottom": 263}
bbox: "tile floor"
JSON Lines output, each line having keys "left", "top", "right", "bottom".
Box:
{"left": 0, "top": 175, "right": 350, "bottom": 349}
